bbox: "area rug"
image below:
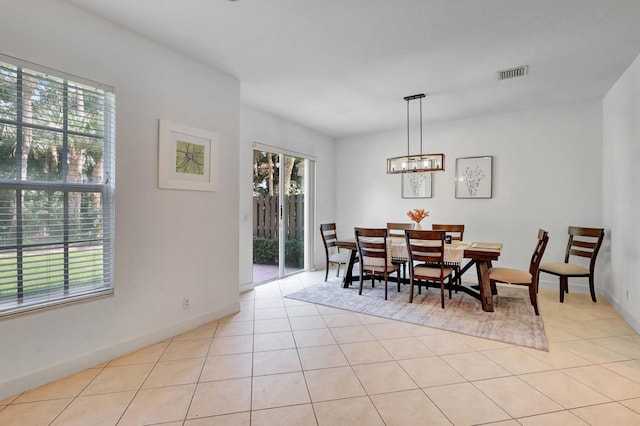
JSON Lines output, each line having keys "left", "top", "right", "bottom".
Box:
{"left": 286, "top": 281, "right": 548, "bottom": 351}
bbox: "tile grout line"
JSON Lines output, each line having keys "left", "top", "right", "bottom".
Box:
{"left": 282, "top": 276, "right": 321, "bottom": 425}
{"left": 3, "top": 272, "right": 640, "bottom": 424}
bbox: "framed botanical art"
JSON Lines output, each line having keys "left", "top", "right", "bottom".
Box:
{"left": 402, "top": 172, "right": 432, "bottom": 198}
{"left": 455, "top": 156, "right": 493, "bottom": 198}
{"left": 158, "top": 119, "right": 218, "bottom": 191}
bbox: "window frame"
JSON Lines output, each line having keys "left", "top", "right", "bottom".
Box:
{"left": 0, "top": 54, "right": 115, "bottom": 317}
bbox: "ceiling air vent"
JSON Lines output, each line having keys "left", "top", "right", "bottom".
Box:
{"left": 497, "top": 65, "right": 529, "bottom": 81}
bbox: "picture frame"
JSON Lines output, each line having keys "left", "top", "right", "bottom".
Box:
{"left": 455, "top": 156, "right": 493, "bottom": 198}
{"left": 402, "top": 172, "right": 432, "bottom": 198}
{"left": 158, "top": 119, "right": 218, "bottom": 191}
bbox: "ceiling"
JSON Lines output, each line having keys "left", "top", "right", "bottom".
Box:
{"left": 67, "top": 0, "right": 640, "bottom": 138}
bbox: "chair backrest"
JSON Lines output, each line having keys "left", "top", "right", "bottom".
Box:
{"left": 529, "top": 229, "right": 550, "bottom": 277}
{"left": 564, "top": 226, "right": 605, "bottom": 272}
{"left": 404, "top": 229, "right": 446, "bottom": 266}
{"left": 354, "top": 227, "right": 388, "bottom": 266}
{"left": 320, "top": 223, "right": 339, "bottom": 256}
{"left": 431, "top": 224, "right": 465, "bottom": 241}
{"left": 387, "top": 222, "right": 414, "bottom": 238}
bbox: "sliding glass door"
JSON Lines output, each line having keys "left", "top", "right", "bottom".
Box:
{"left": 252, "top": 148, "right": 308, "bottom": 284}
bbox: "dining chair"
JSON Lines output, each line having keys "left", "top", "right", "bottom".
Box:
{"left": 431, "top": 224, "right": 465, "bottom": 241}
{"left": 537, "top": 226, "right": 605, "bottom": 303}
{"left": 387, "top": 222, "right": 415, "bottom": 237}
{"left": 354, "top": 227, "right": 400, "bottom": 300}
{"left": 319, "top": 223, "right": 350, "bottom": 282}
{"left": 387, "top": 222, "right": 414, "bottom": 281}
{"left": 404, "top": 229, "right": 453, "bottom": 308}
{"left": 431, "top": 224, "right": 465, "bottom": 291}
{"left": 488, "top": 229, "right": 549, "bottom": 315}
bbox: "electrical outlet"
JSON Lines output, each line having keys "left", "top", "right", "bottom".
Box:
{"left": 183, "top": 297, "right": 190, "bottom": 310}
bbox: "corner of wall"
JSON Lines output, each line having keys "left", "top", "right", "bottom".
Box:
{"left": 605, "top": 294, "right": 640, "bottom": 334}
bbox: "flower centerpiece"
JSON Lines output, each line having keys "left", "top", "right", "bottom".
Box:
{"left": 406, "top": 208, "right": 429, "bottom": 230}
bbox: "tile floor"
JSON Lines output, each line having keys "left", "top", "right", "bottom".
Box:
{"left": 2, "top": 270, "right": 640, "bottom": 425}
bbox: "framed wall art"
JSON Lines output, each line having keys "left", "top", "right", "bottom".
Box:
{"left": 158, "top": 119, "right": 218, "bottom": 191}
{"left": 455, "top": 156, "right": 493, "bottom": 199}
{"left": 402, "top": 172, "right": 432, "bottom": 198}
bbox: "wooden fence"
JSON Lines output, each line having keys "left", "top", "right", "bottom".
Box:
{"left": 253, "top": 195, "right": 303, "bottom": 240}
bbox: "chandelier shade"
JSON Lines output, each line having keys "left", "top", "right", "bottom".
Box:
{"left": 386, "top": 93, "right": 445, "bottom": 174}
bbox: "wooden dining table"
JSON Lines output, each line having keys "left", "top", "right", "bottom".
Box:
{"left": 336, "top": 238, "right": 502, "bottom": 312}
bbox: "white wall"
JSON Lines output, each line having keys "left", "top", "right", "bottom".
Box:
{"left": 0, "top": 0, "right": 240, "bottom": 399}
{"left": 603, "top": 53, "right": 640, "bottom": 332}
{"left": 335, "top": 101, "right": 604, "bottom": 287}
{"left": 239, "top": 105, "right": 336, "bottom": 290}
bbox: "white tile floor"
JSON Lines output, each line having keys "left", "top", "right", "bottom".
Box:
{"left": 1, "top": 270, "right": 640, "bottom": 425}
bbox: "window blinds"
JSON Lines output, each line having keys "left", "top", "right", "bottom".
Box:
{"left": 0, "top": 54, "right": 115, "bottom": 317}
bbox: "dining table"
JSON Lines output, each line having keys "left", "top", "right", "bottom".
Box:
{"left": 335, "top": 237, "right": 502, "bottom": 312}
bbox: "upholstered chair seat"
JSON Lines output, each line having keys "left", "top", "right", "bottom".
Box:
{"left": 538, "top": 262, "right": 588, "bottom": 276}
{"left": 537, "top": 226, "right": 605, "bottom": 303}
{"left": 405, "top": 230, "right": 453, "bottom": 308}
{"left": 413, "top": 265, "right": 453, "bottom": 280}
{"left": 320, "top": 223, "right": 350, "bottom": 281}
{"left": 329, "top": 251, "right": 350, "bottom": 266}
{"left": 488, "top": 229, "right": 549, "bottom": 315}
{"left": 488, "top": 267, "right": 531, "bottom": 284}
{"left": 354, "top": 227, "right": 400, "bottom": 300}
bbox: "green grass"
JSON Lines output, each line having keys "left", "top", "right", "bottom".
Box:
{"left": 0, "top": 249, "right": 106, "bottom": 299}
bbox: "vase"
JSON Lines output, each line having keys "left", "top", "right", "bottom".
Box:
{"left": 414, "top": 222, "right": 422, "bottom": 230}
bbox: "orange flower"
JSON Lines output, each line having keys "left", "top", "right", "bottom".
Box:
{"left": 406, "top": 208, "right": 429, "bottom": 223}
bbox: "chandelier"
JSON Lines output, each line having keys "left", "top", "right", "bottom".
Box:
{"left": 387, "top": 93, "right": 445, "bottom": 174}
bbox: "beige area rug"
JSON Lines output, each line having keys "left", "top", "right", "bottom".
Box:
{"left": 286, "top": 280, "right": 548, "bottom": 351}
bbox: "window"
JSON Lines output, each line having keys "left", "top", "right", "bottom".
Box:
{"left": 0, "top": 54, "right": 115, "bottom": 317}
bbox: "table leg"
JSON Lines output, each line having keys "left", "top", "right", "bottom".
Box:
{"left": 342, "top": 250, "right": 358, "bottom": 289}
{"left": 475, "top": 260, "right": 494, "bottom": 312}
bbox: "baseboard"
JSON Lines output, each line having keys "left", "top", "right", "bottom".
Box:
{"left": 240, "top": 282, "right": 255, "bottom": 293}
{"left": 0, "top": 302, "right": 240, "bottom": 401}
